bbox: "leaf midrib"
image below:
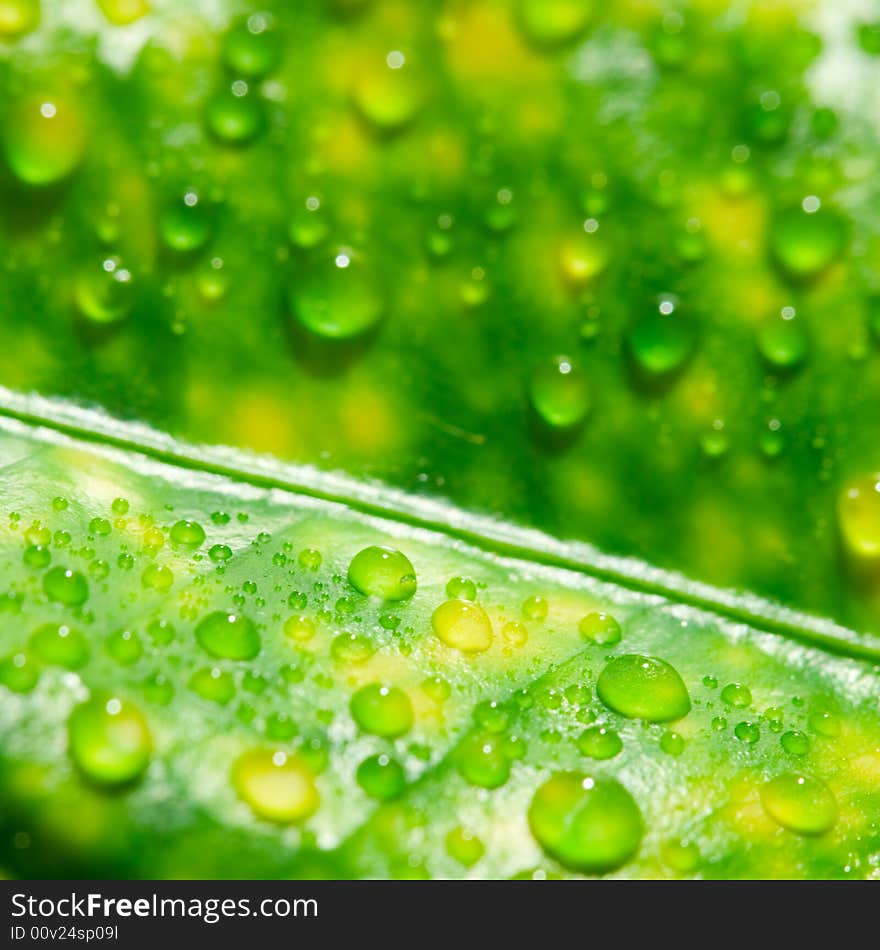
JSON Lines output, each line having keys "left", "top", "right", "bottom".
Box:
{"left": 0, "top": 384, "right": 876, "bottom": 664}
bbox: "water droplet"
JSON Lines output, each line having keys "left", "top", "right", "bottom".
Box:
{"left": 146, "top": 618, "right": 174, "bottom": 645}
{"left": 284, "top": 613, "right": 315, "bottom": 642}
{"left": 160, "top": 192, "right": 212, "bottom": 254}
{"left": 68, "top": 696, "right": 152, "bottom": 787}
{"left": 222, "top": 14, "right": 280, "bottom": 77}
{"left": 232, "top": 749, "right": 319, "bottom": 824}
{"left": 528, "top": 356, "right": 590, "bottom": 429}
{"left": 808, "top": 709, "right": 841, "bottom": 738}
{"left": 347, "top": 545, "right": 416, "bottom": 601}
{"left": 96, "top": 0, "right": 149, "bottom": 26}
{"left": 446, "top": 827, "right": 485, "bottom": 867}
{"left": 4, "top": 95, "right": 86, "bottom": 185}
{"left": 75, "top": 257, "right": 133, "bottom": 328}
{"left": 353, "top": 56, "right": 423, "bottom": 133}
{"left": 760, "top": 773, "right": 837, "bottom": 835}
{"left": 501, "top": 620, "right": 528, "bottom": 647}
{"left": 446, "top": 576, "right": 476, "bottom": 601}
{"left": 298, "top": 547, "right": 322, "bottom": 570}
{"left": 721, "top": 683, "right": 752, "bottom": 708}
{"left": 209, "top": 543, "right": 233, "bottom": 563}
{"left": 290, "top": 250, "right": 384, "bottom": 340}
{"left": 195, "top": 611, "right": 260, "bottom": 660}
{"left": 660, "top": 730, "right": 685, "bottom": 755}
{"left": 23, "top": 544, "right": 51, "bottom": 568}
{"left": 770, "top": 205, "right": 846, "bottom": 280}
{"left": 356, "top": 753, "right": 406, "bottom": 800}
{"left": 529, "top": 773, "right": 643, "bottom": 874}
{"left": 0, "top": 0, "right": 40, "bottom": 38}
{"left": 517, "top": 0, "right": 593, "bottom": 48}
{"left": 0, "top": 652, "right": 39, "bottom": 693}
{"left": 431, "top": 599, "right": 493, "bottom": 653}
{"left": 106, "top": 628, "right": 143, "bottom": 665}
{"left": 781, "top": 730, "right": 810, "bottom": 756}
{"left": 734, "top": 721, "right": 760, "bottom": 743}
{"left": 189, "top": 666, "right": 235, "bottom": 704}
{"left": 170, "top": 519, "right": 205, "bottom": 547}
{"left": 350, "top": 683, "right": 414, "bottom": 738}
{"left": 559, "top": 233, "right": 608, "bottom": 286}
{"left": 757, "top": 308, "right": 808, "bottom": 371}
{"left": 30, "top": 622, "right": 89, "bottom": 669}
{"left": 597, "top": 654, "right": 690, "bottom": 722}
{"left": 474, "top": 700, "right": 510, "bottom": 733}
{"left": 521, "top": 594, "right": 548, "bottom": 621}
{"left": 661, "top": 838, "right": 700, "bottom": 874}
{"left": 330, "top": 632, "right": 375, "bottom": 663}
{"left": 838, "top": 474, "right": 880, "bottom": 562}
{"left": 43, "top": 566, "right": 89, "bottom": 606}
{"left": 456, "top": 732, "right": 510, "bottom": 789}
{"left": 578, "top": 612, "right": 622, "bottom": 645}
{"left": 577, "top": 725, "right": 622, "bottom": 760}
{"left": 206, "top": 84, "right": 265, "bottom": 145}
{"left": 627, "top": 299, "right": 696, "bottom": 381}
{"left": 141, "top": 563, "right": 173, "bottom": 591}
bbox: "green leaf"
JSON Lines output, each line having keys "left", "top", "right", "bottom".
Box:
{"left": 0, "top": 417, "right": 878, "bottom": 879}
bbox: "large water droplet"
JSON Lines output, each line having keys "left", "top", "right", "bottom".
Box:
{"left": 195, "top": 611, "right": 260, "bottom": 660}
{"left": 232, "top": 749, "right": 319, "bottom": 823}
{"left": 0, "top": 0, "right": 40, "bottom": 38}
{"left": 597, "top": 654, "right": 690, "bottom": 722}
{"left": 350, "top": 683, "right": 414, "bottom": 738}
{"left": 760, "top": 773, "right": 837, "bottom": 835}
{"left": 528, "top": 356, "right": 591, "bottom": 429}
{"left": 30, "top": 622, "right": 89, "bottom": 669}
{"left": 356, "top": 753, "right": 406, "bottom": 800}
{"left": 838, "top": 474, "right": 880, "bottom": 562}
{"left": 4, "top": 96, "right": 86, "bottom": 185}
{"left": 290, "top": 250, "right": 384, "bottom": 340}
{"left": 347, "top": 545, "right": 416, "bottom": 601}
{"left": 43, "top": 566, "right": 89, "bottom": 606}
{"left": 431, "top": 599, "right": 493, "bottom": 653}
{"left": 529, "top": 773, "right": 643, "bottom": 873}
{"left": 68, "top": 696, "right": 152, "bottom": 787}
{"left": 770, "top": 204, "right": 846, "bottom": 280}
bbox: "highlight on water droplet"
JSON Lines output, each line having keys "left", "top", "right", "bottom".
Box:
{"left": 528, "top": 356, "right": 591, "bottom": 429}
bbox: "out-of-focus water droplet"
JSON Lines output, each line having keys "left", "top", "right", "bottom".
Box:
{"left": 68, "top": 696, "right": 152, "bottom": 787}
{"left": 770, "top": 204, "right": 846, "bottom": 280}
{"left": 23, "top": 544, "right": 50, "bottom": 568}
{"left": 350, "top": 683, "right": 413, "bottom": 738}
{"left": 529, "top": 772, "right": 643, "bottom": 873}
{"left": 195, "top": 611, "right": 260, "bottom": 660}
{"left": 838, "top": 474, "right": 880, "bottom": 563}
{"left": 627, "top": 296, "right": 695, "bottom": 381}
{"left": 206, "top": 83, "right": 265, "bottom": 145}
{"left": 160, "top": 191, "right": 212, "bottom": 254}
{"left": 760, "top": 773, "right": 837, "bottom": 835}
{"left": 347, "top": 545, "right": 416, "bottom": 601}
{"left": 222, "top": 13, "right": 280, "bottom": 77}
{"left": 577, "top": 725, "right": 622, "bottom": 760}
{"left": 232, "top": 748, "right": 319, "bottom": 823}
{"left": 432, "top": 599, "right": 493, "bottom": 653}
{"left": 330, "top": 632, "right": 375, "bottom": 663}
{"left": 284, "top": 613, "right": 315, "bottom": 642}
{"left": 353, "top": 54, "right": 423, "bottom": 133}
{"left": 75, "top": 257, "right": 134, "bottom": 328}
{"left": 559, "top": 232, "right": 607, "bottom": 287}
{"left": 356, "top": 753, "right": 406, "bottom": 800}
{"left": 597, "top": 654, "right": 690, "bottom": 722}
{"left": 30, "top": 622, "right": 89, "bottom": 669}
{"left": 96, "top": 0, "right": 149, "bottom": 26}
{"left": 456, "top": 732, "right": 510, "bottom": 789}
{"left": 661, "top": 838, "right": 700, "bottom": 874}
{"left": 528, "top": 356, "right": 591, "bottom": 429}
{"left": 4, "top": 96, "right": 86, "bottom": 185}
{"left": 289, "top": 195, "right": 330, "bottom": 250}
{"left": 189, "top": 666, "right": 235, "bottom": 704}
{"left": 808, "top": 709, "right": 841, "bottom": 738}
{"left": 43, "top": 566, "right": 89, "bottom": 606}
{"left": 517, "top": 0, "right": 593, "bottom": 48}
{"left": 578, "top": 612, "right": 621, "bottom": 645}
{"left": 521, "top": 594, "right": 548, "bottom": 621}
{"left": 106, "top": 628, "right": 143, "bottom": 665}
{"left": 146, "top": 618, "right": 174, "bottom": 644}
{"left": 141, "top": 563, "right": 173, "bottom": 591}
{"left": 660, "top": 730, "right": 685, "bottom": 755}
{"left": 446, "top": 827, "right": 484, "bottom": 867}
{"left": 0, "top": 0, "right": 40, "bottom": 38}
{"left": 757, "top": 307, "right": 808, "bottom": 371}
{"left": 0, "top": 651, "right": 39, "bottom": 692}
{"left": 290, "top": 249, "right": 384, "bottom": 340}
